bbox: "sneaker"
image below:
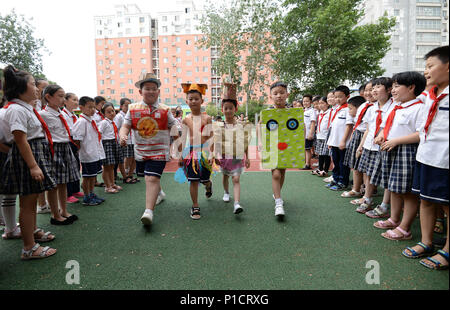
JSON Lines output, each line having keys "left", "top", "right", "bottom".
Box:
{"left": 156, "top": 190, "right": 166, "bottom": 205}
{"left": 325, "top": 181, "right": 337, "bottom": 188}
{"left": 82, "top": 195, "right": 99, "bottom": 206}
{"left": 90, "top": 193, "right": 105, "bottom": 204}
{"left": 223, "top": 193, "right": 230, "bottom": 202}
{"left": 141, "top": 210, "right": 153, "bottom": 226}
{"left": 275, "top": 203, "right": 285, "bottom": 217}
{"left": 233, "top": 203, "right": 243, "bottom": 214}
{"left": 323, "top": 176, "right": 334, "bottom": 183}
{"left": 37, "top": 204, "right": 51, "bottom": 214}
{"left": 312, "top": 162, "right": 319, "bottom": 167}
{"left": 73, "top": 192, "right": 84, "bottom": 198}
{"left": 66, "top": 196, "right": 79, "bottom": 204}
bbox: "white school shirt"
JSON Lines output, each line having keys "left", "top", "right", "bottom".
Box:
{"left": 326, "top": 105, "right": 354, "bottom": 148}
{"left": 0, "top": 108, "right": 13, "bottom": 144}
{"left": 381, "top": 98, "right": 423, "bottom": 140}
{"left": 354, "top": 102, "right": 372, "bottom": 132}
{"left": 35, "top": 99, "right": 43, "bottom": 111}
{"left": 303, "top": 107, "right": 317, "bottom": 138}
{"left": 327, "top": 105, "right": 338, "bottom": 129}
{"left": 316, "top": 109, "right": 331, "bottom": 140}
{"left": 3, "top": 99, "right": 45, "bottom": 140}
{"left": 114, "top": 111, "right": 133, "bottom": 145}
{"left": 98, "top": 118, "right": 117, "bottom": 141}
{"left": 72, "top": 113, "right": 106, "bottom": 163}
{"left": 61, "top": 107, "right": 78, "bottom": 131}
{"left": 39, "top": 106, "right": 70, "bottom": 143}
{"left": 362, "top": 98, "right": 395, "bottom": 151}
{"left": 416, "top": 86, "right": 449, "bottom": 169}
{"left": 93, "top": 110, "right": 104, "bottom": 124}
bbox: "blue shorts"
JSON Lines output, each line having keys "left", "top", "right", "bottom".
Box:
{"left": 412, "top": 161, "right": 449, "bottom": 205}
{"left": 81, "top": 160, "right": 103, "bottom": 178}
{"left": 136, "top": 160, "right": 166, "bottom": 178}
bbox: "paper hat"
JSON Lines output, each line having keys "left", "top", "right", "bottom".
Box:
{"left": 222, "top": 83, "right": 237, "bottom": 100}
{"left": 181, "top": 83, "right": 208, "bottom": 95}
{"left": 135, "top": 72, "right": 161, "bottom": 88}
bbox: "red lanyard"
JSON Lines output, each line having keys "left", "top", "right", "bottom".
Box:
{"left": 383, "top": 99, "right": 422, "bottom": 140}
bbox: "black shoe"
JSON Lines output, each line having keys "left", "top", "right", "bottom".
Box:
{"left": 300, "top": 165, "right": 311, "bottom": 170}
{"left": 63, "top": 214, "right": 79, "bottom": 222}
{"left": 50, "top": 217, "right": 73, "bottom": 225}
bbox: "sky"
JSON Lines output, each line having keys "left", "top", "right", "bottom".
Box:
{"left": 1, "top": 0, "right": 207, "bottom": 96}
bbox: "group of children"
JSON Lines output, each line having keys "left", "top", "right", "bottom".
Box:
{"left": 0, "top": 45, "right": 448, "bottom": 271}
{"left": 299, "top": 45, "right": 449, "bottom": 271}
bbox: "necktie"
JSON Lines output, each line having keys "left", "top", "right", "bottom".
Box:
{"left": 3, "top": 102, "right": 54, "bottom": 157}
{"left": 424, "top": 86, "right": 448, "bottom": 140}
{"left": 383, "top": 100, "right": 422, "bottom": 140}
{"left": 58, "top": 114, "right": 78, "bottom": 148}
{"left": 329, "top": 103, "right": 348, "bottom": 128}
{"left": 353, "top": 103, "right": 373, "bottom": 133}
{"left": 80, "top": 115, "right": 102, "bottom": 142}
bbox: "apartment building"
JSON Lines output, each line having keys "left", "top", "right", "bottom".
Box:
{"left": 361, "top": 0, "right": 448, "bottom": 77}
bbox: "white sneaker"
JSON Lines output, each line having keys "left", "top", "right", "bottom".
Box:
{"left": 141, "top": 210, "right": 153, "bottom": 226}
{"left": 156, "top": 190, "right": 166, "bottom": 205}
{"left": 323, "top": 176, "right": 334, "bottom": 183}
{"left": 233, "top": 203, "right": 243, "bottom": 214}
{"left": 37, "top": 204, "right": 51, "bottom": 214}
{"left": 275, "top": 202, "right": 285, "bottom": 217}
{"left": 223, "top": 193, "right": 230, "bottom": 202}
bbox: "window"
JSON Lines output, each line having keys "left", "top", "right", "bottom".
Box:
{"left": 98, "top": 50, "right": 103, "bottom": 56}
{"left": 162, "top": 16, "right": 167, "bottom": 22}
{"left": 393, "top": 47, "right": 400, "bottom": 54}
{"left": 165, "top": 88, "right": 170, "bottom": 93}
{"left": 99, "top": 70, "right": 104, "bottom": 76}
{"left": 125, "top": 17, "right": 131, "bottom": 23}
{"left": 140, "top": 17, "right": 145, "bottom": 23}
{"left": 174, "top": 15, "right": 180, "bottom": 22}
{"left": 126, "top": 28, "right": 131, "bottom": 35}
{"left": 195, "top": 77, "right": 200, "bottom": 83}
{"left": 100, "top": 80, "right": 104, "bottom": 85}
{"left": 416, "top": 19, "right": 441, "bottom": 30}
{"left": 141, "top": 68, "right": 147, "bottom": 73}
{"left": 394, "top": 9, "right": 400, "bottom": 16}
{"left": 163, "top": 57, "right": 168, "bottom": 63}
{"left": 186, "top": 50, "right": 192, "bottom": 56}
{"left": 109, "top": 59, "right": 114, "bottom": 65}
{"left": 108, "top": 50, "right": 114, "bottom": 56}
{"left": 120, "top": 73, "right": 125, "bottom": 78}
{"left": 176, "top": 37, "right": 181, "bottom": 42}
{"left": 121, "top": 92, "right": 126, "bottom": 98}
{"left": 141, "top": 58, "right": 147, "bottom": 64}
{"left": 164, "top": 68, "right": 169, "bottom": 74}
{"left": 110, "top": 89, "right": 115, "bottom": 94}
{"left": 164, "top": 78, "right": 170, "bottom": 83}
{"left": 186, "top": 60, "right": 192, "bottom": 66}
{"left": 120, "top": 82, "right": 125, "bottom": 88}
{"left": 163, "top": 37, "right": 168, "bottom": 43}
{"left": 185, "top": 8, "right": 190, "bottom": 14}
{"left": 187, "top": 71, "right": 192, "bottom": 76}
{"left": 126, "top": 39, "right": 132, "bottom": 44}
{"left": 195, "top": 67, "right": 199, "bottom": 72}
{"left": 203, "top": 77, "right": 208, "bottom": 83}
{"left": 126, "top": 48, "right": 132, "bottom": 55}
{"left": 128, "top": 79, "right": 133, "bottom": 84}
{"left": 119, "top": 52, "right": 124, "bottom": 58}
{"left": 203, "top": 67, "right": 208, "bottom": 73}
{"left": 119, "top": 63, "right": 124, "bottom": 68}
{"left": 177, "top": 57, "right": 181, "bottom": 63}
{"left": 117, "top": 22, "right": 122, "bottom": 28}
{"left": 416, "top": 32, "right": 441, "bottom": 42}
{"left": 97, "top": 40, "right": 103, "bottom": 46}
{"left": 416, "top": 6, "right": 441, "bottom": 17}
{"left": 163, "top": 47, "right": 168, "bottom": 53}
{"left": 177, "top": 67, "right": 182, "bottom": 73}
{"left": 195, "top": 56, "right": 199, "bottom": 62}
{"left": 110, "top": 70, "right": 115, "bottom": 75}
{"left": 141, "top": 48, "right": 147, "bottom": 54}
{"left": 128, "top": 69, "right": 133, "bottom": 74}
{"left": 98, "top": 60, "right": 103, "bottom": 65}
{"left": 111, "top": 79, "right": 115, "bottom": 85}
{"left": 393, "top": 59, "right": 400, "bottom": 66}
{"left": 127, "top": 59, "right": 132, "bottom": 64}
{"left": 186, "top": 40, "right": 191, "bottom": 45}
{"left": 141, "top": 38, "right": 146, "bottom": 44}
{"left": 118, "top": 42, "right": 123, "bottom": 48}
{"left": 140, "top": 28, "right": 145, "bottom": 33}
{"left": 97, "top": 30, "right": 102, "bottom": 36}
{"left": 203, "top": 56, "right": 208, "bottom": 62}
{"left": 162, "top": 26, "right": 168, "bottom": 33}
{"left": 129, "top": 89, "right": 134, "bottom": 94}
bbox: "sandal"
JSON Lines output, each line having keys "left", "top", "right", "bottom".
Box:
{"left": 21, "top": 243, "right": 57, "bottom": 260}
{"left": 366, "top": 205, "right": 390, "bottom": 219}
{"left": 2, "top": 225, "right": 21, "bottom": 240}
{"left": 402, "top": 242, "right": 435, "bottom": 259}
{"left": 311, "top": 169, "right": 320, "bottom": 175}
{"left": 356, "top": 202, "right": 374, "bottom": 214}
{"left": 373, "top": 218, "right": 400, "bottom": 230}
{"left": 190, "top": 207, "right": 201, "bottom": 220}
{"left": 350, "top": 198, "right": 365, "bottom": 205}
{"left": 420, "top": 249, "right": 449, "bottom": 270}
{"left": 434, "top": 218, "right": 445, "bottom": 234}
{"left": 381, "top": 226, "right": 412, "bottom": 241}
{"left": 341, "top": 190, "right": 361, "bottom": 198}
{"left": 105, "top": 187, "right": 119, "bottom": 194}
{"left": 204, "top": 181, "right": 213, "bottom": 199}
{"left": 34, "top": 228, "right": 55, "bottom": 243}
{"left": 112, "top": 184, "right": 123, "bottom": 191}
{"left": 318, "top": 171, "right": 328, "bottom": 177}
{"left": 123, "top": 176, "right": 137, "bottom": 184}
{"left": 95, "top": 182, "right": 105, "bottom": 187}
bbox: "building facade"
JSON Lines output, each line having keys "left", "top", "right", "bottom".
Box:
{"left": 361, "top": 0, "right": 448, "bottom": 77}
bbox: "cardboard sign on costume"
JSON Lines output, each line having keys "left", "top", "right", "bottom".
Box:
{"left": 260, "top": 108, "right": 305, "bottom": 169}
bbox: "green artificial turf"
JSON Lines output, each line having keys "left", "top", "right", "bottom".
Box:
{"left": 0, "top": 171, "right": 448, "bottom": 290}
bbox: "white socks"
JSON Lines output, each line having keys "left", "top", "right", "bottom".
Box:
{"left": 1, "top": 195, "right": 17, "bottom": 233}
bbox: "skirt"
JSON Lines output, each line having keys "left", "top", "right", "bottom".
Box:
{"left": 123, "top": 144, "right": 135, "bottom": 158}
{"left": 0, "top": 138, "right": 56, "bottom": 196}
{"left": 52, "top": 143, "right": 81, "bottom": 185}
{"left": 103, "top": 139, "right": 124, "bottom": 166}
{"left": 219, "top": 159, "right": 245, "bottom": 177}
{"left": 316, "top": 139, "right": 332, "bottom": 156}
{"left": 343, "top": 130, "right": 363, "bottom": 169}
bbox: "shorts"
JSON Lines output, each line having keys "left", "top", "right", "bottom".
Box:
{"left": 136, "top": 160, "right": 166, "bottom": 178}
{"left": 81, "top": 160, "right": 103, "bottom": 178}
{"left": 412, "top": 161, "right": 449, "bottom": 205}
{"left": 305, "top": 138, "right": 314, "bottom": 150}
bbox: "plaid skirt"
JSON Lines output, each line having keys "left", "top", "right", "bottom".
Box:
{"left": 343, "top": 130, "right": 364, "bottom": 169}
{"left": 0, "top": 138, "right": 56, "bottom": 196}
{"left": 123, "top": 144, "right": 135, "bottom": 158}
{"left": 372, "top": 144, "right": 418, "bottom": 193}
{"left": 102, "top": 139, "right": 124, "bottom": 166}
{"left": 316, "top": 139, "right": 331, "bottom": 156}
{"left": 358, "top": 148, "right": 378, "bottom": 175}
{"left": 52, "top": 143, "right": 80, "bottom": 185}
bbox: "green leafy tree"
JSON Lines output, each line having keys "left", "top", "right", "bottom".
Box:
{"left": 198, "top": 0, "right": 279, "bottom": 115}
{"left": 0, "top": 10, "right": 49, "bottom": 76}
{"left": 272, "top": 0, "right": 396, "bottom": 95}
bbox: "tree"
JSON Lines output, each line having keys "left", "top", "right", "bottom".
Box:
{"left": 272, "top": 0, "right": 396, "bottom": 95}
{"left": 198, "top": 0, "right": 279, "bottom": 115}
{"left": 0, "top": 10, "right": 49, "bottom": 76}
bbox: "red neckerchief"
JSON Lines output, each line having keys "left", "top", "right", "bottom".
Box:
{"left": 330, "top": 103, "right": 348, "bottom": 125}
{"left": 63, "top": 108, "right": 77, "bottom": 124}
{"left": 318, "top": 109, "right": 330, "bottom": 133}
{"left": 4, "top": 101, "right": 54, "bottom": 157}
{"left": 58, "top": 114, "right": 79, "bottom": 148}
{"left": 80, "top": 115, "right": 102, "bottom": 142}
{"left": 424, "top": 86, "right": 448, "bottom": 140}
{"left": 383, "top": 99, "right": 423, "bottom": 140}
{"left": 352, "top": 103, "right": 373, "bottom": 133}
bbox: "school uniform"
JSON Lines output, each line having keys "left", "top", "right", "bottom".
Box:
{"left": 412, "top": 86, "right": 449, "bottom": 204}
{"left": 0, "top": 108, "right": 13, "bottom": 175}
{"left": 61, "top": 107, "right": 81, "bottom": 197}
{"left": 93, "top": 110, "right": 105, "bottom": 124}
{"left": 124, "top": 101, "right": 176, "bottom": 178}
{"left": 114, "top": 110, "right": 135, "bottom": 158}
{"left": 326, "top": 103, "right": 354, "bottom": 186}
{"left": 358, "top": 99, "right": 394, "bottom": 184}
{"left": 40, "top": 106, "right": 80, "bottom": 185}
{"left": 303, "top": 107, "right": 317, "bottom": 150}
{"left": 0, "top": 99, "right": 56, "bottom": 196}
{"left": 343, "top": 102, "right": 372, "bottom": 169}
{"left": 72, "top": 113, "right": 106, "bottom": 177}
{"left": 377, "top": 98, "right": 423, "bottom": 193}
{"left": 98, "top": 118, "right": 124, "bottom": 166}
{"left": 315, "top": 109, "right": 332, "bottom": 156}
